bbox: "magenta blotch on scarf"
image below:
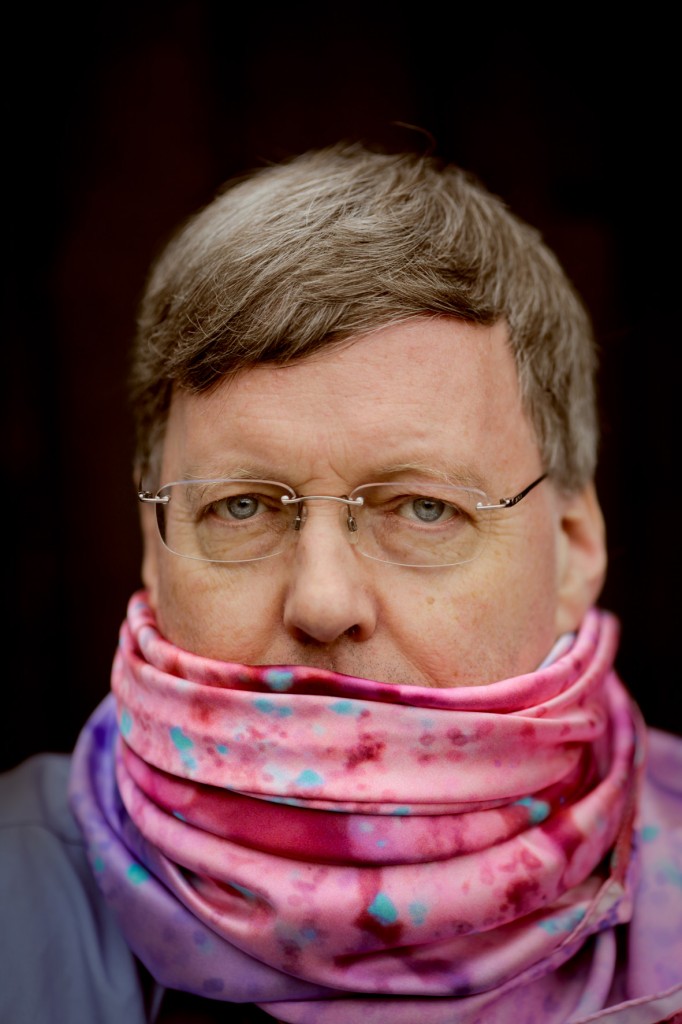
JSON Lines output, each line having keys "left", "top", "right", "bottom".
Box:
{"left": 68, "top": 591, "right": 682, "bottom": 1023}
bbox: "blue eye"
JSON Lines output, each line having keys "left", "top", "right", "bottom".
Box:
{"left": 398, "top": 497, "right": 456, "bottom": 524}
{"left": 227, "top": 496, "right": 260, "bottom": 519}
{"left": 211, "top": 494, "right": 265, "bottom": 520}
{"left": 415, "top": 498, "right": 445, "bottom": 522}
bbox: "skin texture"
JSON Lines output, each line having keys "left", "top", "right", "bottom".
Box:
{"left": 140, "top": 317, "right": 606, "bottom": 688}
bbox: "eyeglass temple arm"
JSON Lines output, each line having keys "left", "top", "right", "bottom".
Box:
{"left": 476, "top": 473, "right": 547, "bottom": 511}
{"left": 138, "top": 489, "right": 170, "bottom": 504}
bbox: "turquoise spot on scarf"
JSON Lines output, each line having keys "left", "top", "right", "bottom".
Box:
{"left": 329, "top": 700, "right": 362, "bottom": 716}
{"left": 276, "top": 923, "right": 318, "bottom": 949}
{"left": 216, "top": 744, "right": 228, "bottom": 754}
{"left": 193, "top": 931, "right": 213, "bottom": 953}
{"left": 368, "top": 892, "right": 398, "bottom": 924}
{"left": 296, "top": 769, "right": 324, "bottom": 787}
{"left": 514, "top": 796, "right": 550, "bottom": 823}
{"left": 120, "top": 709, "right": 132, "bottom": 737}
{"left": 641, "top": 825, "right": 660, "bottom": 842}
{"left": 170, "top": 726, "right": 194, "bottom": 751}
{"left": 659, "top": 862, "right": 682, "bottom": 888}
{"left": 288, "top": 925, "right": 317, "bottom": 946}
{"left": 172, "top": 810, "right": 186, "bottom": 821}
{"left": 93, "top": 856, "right": 105, "bottom": 873}
{"left": 230, "top": 881, "right": 258, "bottom": 901}
{"left": 169, "top": 727, "right": 197, "bottom": 771}
{"left": 409, "top": 901, "right": 428, "bottom": 925}
{"left": 127, "top": 864, "right": 150, "bottom": 885}
{"left": 264, "top": 669, "right": 295, "bottom": 691}
{"left": 391, "top": 806, "right": 411, "bottom": 816}
{"left": 253, "top": 698, "right": 293, "bottom": 717}
{"left": 538, "top": 907, "right": 585, "bottom": 934}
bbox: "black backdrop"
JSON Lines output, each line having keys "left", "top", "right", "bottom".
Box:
{"left": 5, "top": 5, "right": 681, "bottom": 771}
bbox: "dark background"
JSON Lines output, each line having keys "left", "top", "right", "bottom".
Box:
{"left": 5, "top": 5, "right": 680, "bottom": 771}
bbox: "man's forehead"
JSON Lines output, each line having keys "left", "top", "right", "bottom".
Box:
{"left": 161, "top": 318, "right": 539, "bottom": 486}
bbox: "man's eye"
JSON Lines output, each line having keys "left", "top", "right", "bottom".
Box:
{"left": 397, "top": 497, "right": 457, "bottom": 524}
{"left": 212, "top": 494, "right": 266, "bottom": 520}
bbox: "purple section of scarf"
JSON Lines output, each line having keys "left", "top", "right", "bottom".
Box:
{"left": 68, "top": 592, "right": 682, "bottom": 1022}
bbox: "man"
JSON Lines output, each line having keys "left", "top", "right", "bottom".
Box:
{"left": 2, "top": 144, "right": 681, "bottom": 1023}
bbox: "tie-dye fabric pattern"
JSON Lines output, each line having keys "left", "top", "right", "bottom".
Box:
{"left": 68, "top": 592, "right": 682, "bottom": 1023}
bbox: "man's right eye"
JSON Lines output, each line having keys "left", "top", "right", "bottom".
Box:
{"left": 211, "top": 494, "right": 266, "bottom": 520}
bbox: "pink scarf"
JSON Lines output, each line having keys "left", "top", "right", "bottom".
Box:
{"left": 69, "top": 590, "right": 664, "bottom": 1022}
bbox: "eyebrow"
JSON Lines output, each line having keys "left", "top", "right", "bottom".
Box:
{"left": 174, "top": 460, "right": 489, "bottom": 491}
{"left": 175, "top": 463, "right": 284, "bottom": 483}
{"left": 369, "top": 461, "right": 488, "bottom": 490}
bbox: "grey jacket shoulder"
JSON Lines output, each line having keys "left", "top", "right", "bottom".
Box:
{"left": 0, "top": 754, "right": 148, "bottom": 1024}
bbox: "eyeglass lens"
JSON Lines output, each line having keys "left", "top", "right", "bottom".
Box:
{"left": 156, "top": 480, "right": 492, "bottom": 567}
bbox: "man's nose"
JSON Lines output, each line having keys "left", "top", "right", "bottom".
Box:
{"left": 282, "top": 505, "right": 378, "bottom": 644}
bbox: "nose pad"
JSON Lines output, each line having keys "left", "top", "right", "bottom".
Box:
{"left": 291, "top": 497, "right": 361, "bottom": 542}
{"left": 282, "top": 502, "right": 377, "bottom": 645}
{"left": 346, "top": 505, "right": 360, "bottom": 540}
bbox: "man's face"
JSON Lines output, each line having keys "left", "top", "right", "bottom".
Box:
{"left": 141, "top": 318, "right": 605, "bottom": 687}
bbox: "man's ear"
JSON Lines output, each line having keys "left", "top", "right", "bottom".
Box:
{"left": 137, "top": 477, "right": 160, "bottom": 608}
{"left": 555, "top": 482, "right": 607, "bottom": 634}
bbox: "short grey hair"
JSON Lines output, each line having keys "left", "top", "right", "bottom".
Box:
{"left": 130, "top": 143, "right": 598, "bottom": 491}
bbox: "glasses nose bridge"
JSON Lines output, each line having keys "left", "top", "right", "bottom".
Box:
{"left": 281, "top": 492, "right": 363, "bottom": 534}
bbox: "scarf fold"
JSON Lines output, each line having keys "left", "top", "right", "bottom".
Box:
{"left": 69, "top": 591, "right": 648, "bottom": 1023}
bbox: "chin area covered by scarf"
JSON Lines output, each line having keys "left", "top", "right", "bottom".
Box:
{"left": 68, "top": 590, "right": 680, "bottom": 1024}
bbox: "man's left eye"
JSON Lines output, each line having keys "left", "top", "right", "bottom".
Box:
{"left": 397, "top": 497, "right": 456, "bottom": 523}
